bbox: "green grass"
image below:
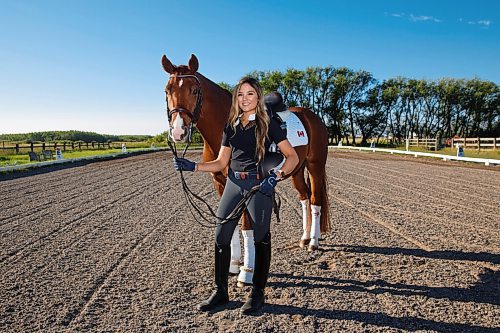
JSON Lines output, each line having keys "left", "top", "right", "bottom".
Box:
{"left": 0, "top": 154, "right": 29, "bottom": 166}
{"left": 0, "top": 148, "right": 143, "bottom": 167}
{"left": 0, "top": 143, "right": 204, "bottom": 167}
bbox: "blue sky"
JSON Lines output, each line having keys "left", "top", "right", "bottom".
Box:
{"left": 0, "top": 0, "right": 498, "bottom": 135}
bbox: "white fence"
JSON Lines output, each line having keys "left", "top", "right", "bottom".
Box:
{"left": 330, "top": 145, "right": 500, "bottom": 166}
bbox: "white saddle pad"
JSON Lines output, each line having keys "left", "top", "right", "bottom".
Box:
{"left": 277, "top": 110, "right": 308, "bottom": 147}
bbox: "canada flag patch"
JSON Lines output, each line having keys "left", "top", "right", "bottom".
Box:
{"left": 297, "top": 130, "right": 305, "bottom": 137}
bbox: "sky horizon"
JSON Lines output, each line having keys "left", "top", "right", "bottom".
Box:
{"left": 1, "top": 0, "right": 498, "bottom": 136}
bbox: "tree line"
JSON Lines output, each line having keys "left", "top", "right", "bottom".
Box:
{"left": 0, "top": 130, "right": 152, "bottom": 143}
{"left": 226, "top": 68, "right": 499, "bottom": 145}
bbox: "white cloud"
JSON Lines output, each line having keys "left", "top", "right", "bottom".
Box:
{"left": 410, "top": 14, "right": 442, "bottom": 23}
{"left": 388, "top": 12, "right": 442, "bottom": 23}
{"left": 460, "top": 18, "right": 492, "bottom": 28}
{"left": 478, "top": 20, "right": 491, "bottom": 27}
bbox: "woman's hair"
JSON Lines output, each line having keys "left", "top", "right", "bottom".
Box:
{"left": 228, "top": 76, "right": 269, "bottom": 164}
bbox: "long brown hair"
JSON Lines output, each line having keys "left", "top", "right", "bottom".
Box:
{"left": 228, "top": 77, "right": 269, "bottom": 163}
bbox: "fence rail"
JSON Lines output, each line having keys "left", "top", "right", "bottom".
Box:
{"left": 330, "top": 145, "right": 500, "bottom": 166}
{"left": 404, "top": 137, "right": 499, "bottom": 151}
{"left": 405, "top": 138, "right": 442, "bottom": 151}
{"left": 451, "top": 137, "right": 499, "bottom": 150}
{"left": 0, "top": 141, "right": 112, "bottom": 154}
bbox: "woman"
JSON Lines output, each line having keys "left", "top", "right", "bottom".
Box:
{"left": 173, "top": 77, "right": 299, "bottom": 314}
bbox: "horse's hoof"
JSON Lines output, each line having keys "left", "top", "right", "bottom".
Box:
{"left": 308, "top": 244, "right": 319, "bottom": 252}
{"left": 299, "top": 239, "right": 310, "bottom": 248}
{"left": 237, "top": 281, "right": 252, "bottom": 288}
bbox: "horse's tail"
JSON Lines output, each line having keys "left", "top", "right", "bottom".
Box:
{"left": 319, "top": 172, "right": 330, "bottom": 233}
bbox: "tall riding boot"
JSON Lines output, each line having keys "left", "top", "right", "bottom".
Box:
{"left": 241, "top": 237, "right": 271, "bottom": 315}
{"left": 197, "top": 243, "right": 231, "bottom": 311}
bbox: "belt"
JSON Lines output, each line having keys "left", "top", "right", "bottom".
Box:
{"left": 233, "top": 171, "right": 261, "bottom": 180}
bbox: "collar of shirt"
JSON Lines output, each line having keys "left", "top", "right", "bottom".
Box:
{"left": 234, "top": 113, "right": 256, "bottom": 126}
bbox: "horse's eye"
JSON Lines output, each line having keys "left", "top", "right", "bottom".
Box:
{"left": 192, "top": 87, "right": 199, "bottom": 95}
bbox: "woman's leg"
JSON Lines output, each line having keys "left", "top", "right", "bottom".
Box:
{"left": 240, "top": 190, "right": 273, "bottom": 314}
{"left": 197, "top": 178, "right": 244, "bottom": 311}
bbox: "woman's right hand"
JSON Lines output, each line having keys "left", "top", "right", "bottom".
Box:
{"left": 173, "top": 157, "right": 196, "bottom": 172}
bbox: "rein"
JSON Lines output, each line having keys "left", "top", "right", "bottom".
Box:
{"left": 165, "top": 73, "right": 281, "bottom": 227}
{"left": 168, "top": 138, "right": 260, "bottom": 228}
{"left": 165, "top": 74, "right": 259, "bottom": 228}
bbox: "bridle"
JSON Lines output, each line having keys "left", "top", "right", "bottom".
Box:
{"left": 166, "top": 74, "right": 203, "bottom": 157}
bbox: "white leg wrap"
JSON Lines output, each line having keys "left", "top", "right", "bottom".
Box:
{"left": 310, "top": 205, "right": 321, "bottom": 247}
{"left": 237, "top": 230, "right": 254, "bottom": 284}
{"left": 229, "top": 225, "right": 241, "bottom": 274}
{"left": 300, "top": 199, "right": 310, "bottom": 240}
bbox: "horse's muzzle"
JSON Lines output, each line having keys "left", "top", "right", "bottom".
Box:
{"left": 171, "top": 126, "right": 187, "bottom": 142}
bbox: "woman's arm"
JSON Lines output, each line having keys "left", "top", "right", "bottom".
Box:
{"left": 276, "top": 140, "right": 299, "bottom": 178}
{"left": 196, "top": 146, "right": 231, "bottom": 173}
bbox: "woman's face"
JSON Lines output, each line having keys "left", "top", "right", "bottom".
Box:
{"left": 237, "top": 83, "right": 259, "bottom": 113}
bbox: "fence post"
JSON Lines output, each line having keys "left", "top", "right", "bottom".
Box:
{"left": 463, "top": 138, "right": 466, "bottom": 148}
{"left": 72, "top": 142, "right": 75, "bottom": 150}
{"left": 15, "top": 143, "right": 19, "bottom": 154}
{"left": 477, "top": 137, "right": 480, "bottom": 151}
{"left": 42, "top": 142, "right": 45, "bottom": 151}
{"left": 30, "top": 142, "right": 34, "bottom": 152}
{"left": 494, "top": 138, "right": 497, "bottom": 151}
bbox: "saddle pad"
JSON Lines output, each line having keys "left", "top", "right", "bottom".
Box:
{"left": 277, "top": 110, "right": 308, "bottom": 147}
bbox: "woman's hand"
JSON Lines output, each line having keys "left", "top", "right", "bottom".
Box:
{"left": 173, "top": 157, "right": 196, "bottom": 172}
{"left": 259, "top": 171, "right": 278, "bottom": 196}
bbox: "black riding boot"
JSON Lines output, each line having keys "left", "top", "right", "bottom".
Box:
{"left": 197, "top": 243, "right": 231, "bottom": 311}
{"left": 241, "top": 237, "right": 271, "bottom": 315}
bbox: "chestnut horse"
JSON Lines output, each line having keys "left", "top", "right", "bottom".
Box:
{"left": 161, "top": 53, "right": 330, "bottom": 285}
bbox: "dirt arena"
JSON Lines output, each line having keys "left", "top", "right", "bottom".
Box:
{"left": 1, "top": 150, "right": 499, "bottom": 332}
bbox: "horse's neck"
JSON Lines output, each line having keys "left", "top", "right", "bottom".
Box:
{"left": 196, "top": 74, "right": 232, "bottom": 158}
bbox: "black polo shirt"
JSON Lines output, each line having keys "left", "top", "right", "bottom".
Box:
{"left": 221, "top": 117, "right": 287, "bottom": 172}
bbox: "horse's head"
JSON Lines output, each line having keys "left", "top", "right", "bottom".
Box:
{"left": 161, "top": 54, "right": 202, "bottom": 143}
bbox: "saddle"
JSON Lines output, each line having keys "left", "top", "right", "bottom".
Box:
{"left": 265, "top": 92, "right": 308, "bottom": 148}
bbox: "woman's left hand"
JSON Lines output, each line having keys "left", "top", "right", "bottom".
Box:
{"left": 259, "top": 171, "right": 277, "bottom": 196}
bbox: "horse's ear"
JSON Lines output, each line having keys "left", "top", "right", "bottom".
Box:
{"left": 188, "top": 54, "right": 199, "bottom": 73}
{"left": 161, "top": 55, "right": 175, "bottom": 74}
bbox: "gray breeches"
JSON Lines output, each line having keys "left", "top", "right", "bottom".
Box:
{"left": 215, "top": 172, "right": 273, "bottom": 245}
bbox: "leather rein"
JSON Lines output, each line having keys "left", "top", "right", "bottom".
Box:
{"left": 165, "top": 74, "right": 260, "bottom": 228}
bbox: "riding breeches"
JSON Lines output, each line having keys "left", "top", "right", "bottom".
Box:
{"left": 215, "top": 172, "right": 273, "bottom": 246}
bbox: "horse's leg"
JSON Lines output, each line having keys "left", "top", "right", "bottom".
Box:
{"left": 237, "top": 212, "right": 254, "bottom": 287}
{"left": 305, "top": 161, "right": 326, "bottom": 251}
{"left": 229, "top": 224, "right": 241, "bottom": 274}
{"left": 290, "top": 162, "right": 311, "bottom": 248}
